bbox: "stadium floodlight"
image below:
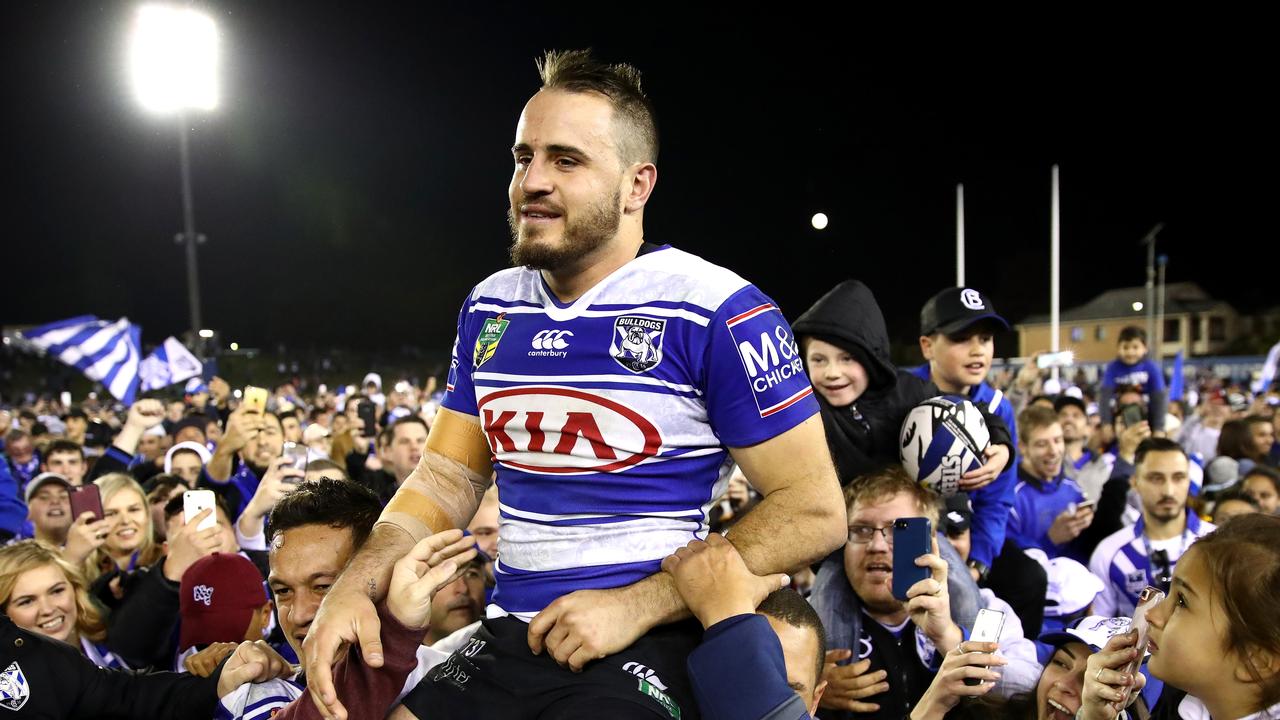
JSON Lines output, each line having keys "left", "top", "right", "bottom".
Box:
{"left": 811, "top": 213, "right": 829, "bottom": 230}
{"left": 198, "top": 329, "right": 214, "bottom": 339}
{"left": 1132, "top": 301, "right": 1144, "bottom": 312}
{"left": 128, "top": 5, "right": 219, "bottom": 114}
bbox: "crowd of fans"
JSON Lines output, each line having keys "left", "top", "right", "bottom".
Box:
{"left": 2, "top": 292, "right": 1276, "bottom": 718}
{"left": 3, "top": 46, "right": 1280, "bottom": 720}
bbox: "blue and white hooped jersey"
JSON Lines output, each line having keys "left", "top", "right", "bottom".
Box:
{"left": 442, "top": 245, "right": 819, "bottom": 616}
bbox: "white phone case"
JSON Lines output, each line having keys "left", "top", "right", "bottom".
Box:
{"left": 183, "top": 490, "right": 217, "bottom": 532}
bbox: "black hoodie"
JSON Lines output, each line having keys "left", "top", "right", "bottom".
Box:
{"left": 793, "top": 280, "right": 1011, "bottom": 486}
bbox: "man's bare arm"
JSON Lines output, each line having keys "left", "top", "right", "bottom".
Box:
{"left": 528, "top": 414, "right": 846, "bottom": 669}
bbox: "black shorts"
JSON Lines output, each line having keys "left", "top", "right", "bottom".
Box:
{"left": 401, "top": 616, "right": 702, "bottom": 720}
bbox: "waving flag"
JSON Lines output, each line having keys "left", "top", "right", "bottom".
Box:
{"left": 19, "top": 315, "right": 143, "bottom": 404}
{"left": 139, "top": 336, "right": 204, "bottom": 391}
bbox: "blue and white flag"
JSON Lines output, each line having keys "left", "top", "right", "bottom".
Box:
{"left": 139, "top": 336, "right": 203, "bottom": 392}
{"left": 19, "top": 315, "right": 143, "bottom": 404}
{"left": 1254, "top": 340, "right": 1279, "bottom": 394}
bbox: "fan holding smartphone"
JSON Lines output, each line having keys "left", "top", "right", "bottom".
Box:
{"left": 206, "top": 387, "right": 286, "bottom": 517}
{"left": 810, "top": 469, "right": 967, "bottom": 715}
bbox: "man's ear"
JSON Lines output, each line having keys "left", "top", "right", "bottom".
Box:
{"left": 810, "top": 679, "right": 828, "bottom": 716}
{"left": 623, "top": 162, "right": 657, "bottom": 214}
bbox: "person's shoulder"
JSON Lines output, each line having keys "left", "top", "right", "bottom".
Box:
{"left": 1093, "top": 523, "right": 1139, "bottom": 563}
{"left": 623, "top": 246, "right": 754, "bottom": 313}
{"left": 467, "top": 267, "right": 542, "bottom": 305}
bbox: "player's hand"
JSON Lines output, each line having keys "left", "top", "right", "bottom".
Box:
{"left": 185, "top": 642, "right": 238, "bottom": 677}
{"left": 911, "top": 641, "right": 1005, "bottom": 720}
{"left": 959, "top": 444, "right": 1009, "bottom": 490}
{"left": 302, "top": 582, "right": 383, "bottom": 720}
{"left": 1047, "top": 505, "right": 1094, "bottom": 546}
{"left": 905, "top": 537, "right": 962, "bottom": 653}
{"left": 660, "top": 533, "right": 788, "bottom": 629}
{"left": 820, "top": 652, "right": 888, "bottom": 713}
{"left": 1080, "top": 631, "right": 1146, "bottom": 720}
{"left": 386, "top": 530, "right": 478, "bottom": 631}
{"left": 527, "top": 586, "right": 650, "bottom": 672}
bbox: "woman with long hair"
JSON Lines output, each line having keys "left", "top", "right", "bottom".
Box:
{"left": 83, "top": 473, "right": 164, "bottom": 584}
{"left": 0, "top": 540, "right": 127, "bottom": 668}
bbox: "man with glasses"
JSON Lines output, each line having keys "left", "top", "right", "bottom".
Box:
{"left": 1088, "top": 438, "right": 1215, "bottom": 617}
{"left": 809, "top": 468, "right": 963, "bottom": 719}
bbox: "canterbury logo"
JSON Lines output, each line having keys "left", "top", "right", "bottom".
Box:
{"left": 531, "top": 330, "right": 573, "bottom": 351}
{"left": 622, "top": 662, "right": 668, "bottom": 691}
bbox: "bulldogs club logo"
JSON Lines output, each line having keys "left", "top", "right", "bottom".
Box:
{"left": 610, "top": 316, "right": 666, "bottom": 373}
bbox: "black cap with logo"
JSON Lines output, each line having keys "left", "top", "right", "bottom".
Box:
{"left": 920, "top": 287, "right": 1010, "bottom": 337}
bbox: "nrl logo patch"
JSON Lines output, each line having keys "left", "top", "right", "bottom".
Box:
{"left": 0, "top": 662, "right": 30, "bottom": 712}
{"left": 610, "top": 316, "right": 666, "bottom": 373}
{"left": 473, "top": 315, "right": 510, "bottom": 369}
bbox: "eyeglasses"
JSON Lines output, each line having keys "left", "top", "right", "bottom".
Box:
{"left": 848, "top": 524, "right": 896, "bottom": 545}
{"left": 1150, "top": 549, "right": 1172, "bottom": 594}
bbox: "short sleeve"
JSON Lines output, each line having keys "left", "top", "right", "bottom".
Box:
{"left": 441, "top": 293, "right": 480, "bottom": 418}
{"left": 701, "top": 285, "right": 818, "bottom": 447}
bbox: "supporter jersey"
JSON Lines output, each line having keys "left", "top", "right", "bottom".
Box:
{"left": 1088, "top": 511, "right": 1214, "bottom": 617}
{"left": 1007, "top": 466, "right": 1086, "bottom": 561}
{"left": 442, "top": 245, "right": 819, "bottom": 616}
{"left": 215, "top": 675, "right": 304, "bottom": 720}
{"left": 1101, "top": 358, "right": 1166, "bottom": 395}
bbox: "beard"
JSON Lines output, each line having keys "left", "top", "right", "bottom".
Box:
{"left": 508, "top": 189, "right": 622, "bottom": 271}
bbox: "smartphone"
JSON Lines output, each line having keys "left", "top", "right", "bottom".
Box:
{"left": 243, "top": 386, "right": 269, "bottom": 414}
{"left": 964, "top": 608, "right": 1007, "bottom": 686}
{"left": 1122, "top": 587, "right": 1165, "bottom": 687}
{"left": 1120, "top": 403, "right": 1146, "bottom": 428}
{"left": 281, "top": 442, "right": 309, "bottom": 477}
{"left": 891, "top": 517, "right": 933, "bottom": 601}
{"left": 183, "top": 490, "right": 218, "bottom": 532}
{"left": 69, "top": 484, "right": 104, "bottom": 522}
{"left": 1068, "top": 498, "right": 1099, "bottom": 515}
{"left": 1036, "top": 351, "right": 1075, "bottom": 370}
{"left": 357, "top": 400, "right": 378, "bottom": 438}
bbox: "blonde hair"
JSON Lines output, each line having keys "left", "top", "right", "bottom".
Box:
{"left": 0, "top": 540, "right": 107, "bottom": 643}
{"left": 85, "top": 473, "right": 162, "bottom": 583}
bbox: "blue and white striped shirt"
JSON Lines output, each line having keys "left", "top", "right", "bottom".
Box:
{"left": 442, "top": 246, "right": 818, "bottom": 616}
{"left": 1088, "top": 511, "right": 1214, "bottom": 617}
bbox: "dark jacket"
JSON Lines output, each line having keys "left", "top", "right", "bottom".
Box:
{"left": 0, "top": 614, "right": 221, "bottom": 718}
{"left": 92, "top": 558, "right": 181, "bottom": 670}
{"left": 792, "top": 280, "right": 1012, "bottom": 485}
{"left": 793, "top": 280, "right": 1014, "bottom": 567}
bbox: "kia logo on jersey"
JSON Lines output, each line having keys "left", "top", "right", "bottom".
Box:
{"left": 477, "top": 387, "right": 662, "bottom": 474}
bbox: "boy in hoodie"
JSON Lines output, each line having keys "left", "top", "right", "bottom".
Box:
{"left": 793, "top": 281, "right": 1013, "bottom": 645}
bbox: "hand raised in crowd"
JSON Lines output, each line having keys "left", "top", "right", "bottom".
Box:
{"left": 820, "top": 652, "right": 889, "bottom": 713}
{"left": 910, "top": 641, "right": 1007, "bottom": 720}
{"left": 238, "top": 456, "right": 303, "bottom": 539}
{"left": 221, "top": 407, "right": 266, "bottom": 454}
{"left": 959, "top": 443, "right": 1010, "bottom": 491}
{"left": 1116, "top": 420, "right": 1151, "bottom": 464}
{"left": 185, "top": 642, "right": 239, "bottom": 677}
{"left": 386, "top": 529, "right": 479, "bottom": 630}
{"left": 124, "top": 398, "right": 166, "bottom": 431}
{"left": 62, "top": 511, "right": 111, "bottom": 565}
{"left": 1047, "top": 504, "right": 1095, "bottom": 546}
{"left": 216, "top": 640, "right": 294, "bottom": 699}
{"left": 1015, "top": 353, "right": 1044, "bottom": 389}
{"left": 163, "top": 508, "right": 222, "bottom": 582}
{"left": 1079, "top": 631, "right": 1146, "bottom": 720}
{"left": 660, "top": 533, "right": 788, "bottom": 629}
{"left": 905, "top": 537, "right": 963, "bottom": 653}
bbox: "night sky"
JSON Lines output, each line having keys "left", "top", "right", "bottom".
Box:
{"left": 5, "top": 4, "right": 1274, "bottom": 360}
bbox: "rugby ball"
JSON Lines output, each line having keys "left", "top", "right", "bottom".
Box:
{"left": 899, "top": 396, "right": 991, "bottom": 497}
